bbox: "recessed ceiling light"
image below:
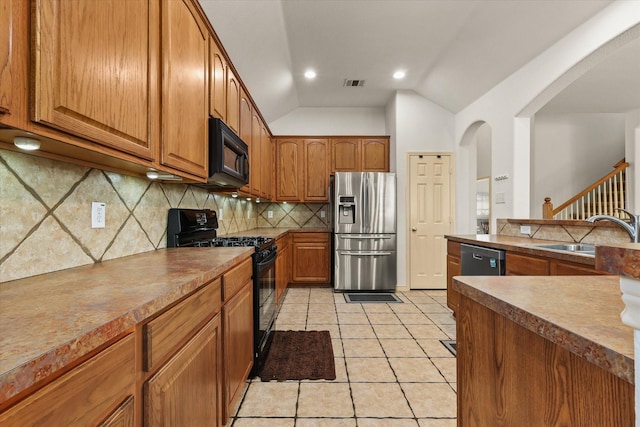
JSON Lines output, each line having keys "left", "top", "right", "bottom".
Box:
{"left": 304, "top": 70, "right": 317, "bottom": 79}
{"left": 393, "top": 70, "right": 406, "bottom": 80}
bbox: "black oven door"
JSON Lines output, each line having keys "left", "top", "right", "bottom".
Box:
{"left": 252, "top": 249, "right": 277, "bottom": 375}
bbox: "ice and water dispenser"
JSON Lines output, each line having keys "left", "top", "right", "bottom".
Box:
{"left": 337, "top": 196, "right": 356, "bottom": 224}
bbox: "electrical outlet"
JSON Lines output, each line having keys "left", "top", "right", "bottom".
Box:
{"left": 218, "top": 208, "right": 223, "bottom": 220}
{"left": 91, "top": 202, "right": 105, "bottom": 228}
{"left": 520, "top": 225, "right": 531, "bottom": 235}
{"left": 496, "top": 192, "right": 506, "bottom": 204}
{"left": 320, "top": 210, "right": 326, "bottom": 218}
{"left": 268, "top": 210, "right": 273, "bottom": 219}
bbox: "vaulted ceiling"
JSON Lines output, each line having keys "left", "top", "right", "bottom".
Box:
{"left": 199, "top": 0, "right": 639, "bottom": 124}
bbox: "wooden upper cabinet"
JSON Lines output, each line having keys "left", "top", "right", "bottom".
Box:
{"left": 160, "top": 0, "right": 209, "bottom": 178}
{"left": 276, "top": 139, "right": 304, "bottom": 201}
{"left": 250, "top": 113, "right": 262, "bottom": 196}
{"left": 261, "top": 125, "right": 272, "bottom": 200}
{"left": 330, "top": 138, "right": 390, "bottom": 172}
{"left": 226, "top": 68, "right": 240, "bottom": 134}
{"left": 304, "top": 139, "right": 330, "bottom": 201}
{"left": 209, "top": 39, "right": 227, "bottom": 121}
{"left": 0, "top": 0, "right": 12, "bottom": 115}
{"left": 331, "top": 139, "right": 360, "bottom": 172}
{"left": 239, "top": 89, "right": 252, "bottom": 193}
{"left": 32, "top": 0, "right": 156, "bottom": 160}
{"left": 361, "top": 138, "right": 389, "bottom": 171}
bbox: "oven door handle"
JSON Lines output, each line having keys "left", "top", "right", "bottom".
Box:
{"left": 256, "top": 250, "right": 278, "bottom": 268}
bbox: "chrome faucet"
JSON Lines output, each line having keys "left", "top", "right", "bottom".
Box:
{"left": 586, "top": 208, "right": 639, "bottom": 243}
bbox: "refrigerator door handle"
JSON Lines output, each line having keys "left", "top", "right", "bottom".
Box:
{"left": 339, "top": 235, "right": 392, "bottom": 240}
{"left": 340, "top": 251, "right": 393, "bottom": 256}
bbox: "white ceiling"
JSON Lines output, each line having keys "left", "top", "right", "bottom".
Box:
{"left": 199, "top": 0, "right": 638, "bottom": 124}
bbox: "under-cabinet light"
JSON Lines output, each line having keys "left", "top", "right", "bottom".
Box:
{"left": 13, "top": 136, "right": 41, "bottom": 151}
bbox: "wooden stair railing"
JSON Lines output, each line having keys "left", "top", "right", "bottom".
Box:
{"left": 543, "top": 158, "right": 629, "bottom": 220}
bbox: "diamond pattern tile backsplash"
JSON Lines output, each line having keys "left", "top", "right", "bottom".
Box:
{"left": 0, "top": 149, "right": 328, "bottom": 283}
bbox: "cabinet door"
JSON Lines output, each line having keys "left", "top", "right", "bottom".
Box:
{"left": 261, "top": 125, "right": 272, "bottom": 199}
{"left": 276, "top": 235, "right": 291, "bottom": 304}
{"left": 304, "top": 139, "right": 330, "bottom": 201}
{"left": 276, "top": 139, "right": 304, "bottom": 201}
{"left": 33, "top": 0, "right": 156, "bottom": 159}
{"left": 209, "top": 39, "right": 227, "bottom": 120}
{"left": 361, "top": 138, "right": 389, "bottom": 171}
{"left": 331, "top": 139, "right": 360, "bottom": 172}
{"left": 145, "top": 315, "right": 222, "bottom": 427}
{"left": 250, "top": 113, "right": 262, "bottom": 196}
{"left": 0, "top": 335, "right": 135, "bottom": 426}
{"left": 505, "top": 252, "right": 549, "bottom": 276}
{"left": 100, "top": 396, "right": 134, "bottom": 427}
{"left": 160, "top": 0, "right": 208, "bottom": 178}
{"left": 223, "top": 282, "right": 254, "bottom": 423}
{"left": 0, "top": 0, "right": 12, "bottom": 115}
{"left": 550, "top": 260, "right": 600, "bottom": 276}
{"left": 292, "top": 233, "right": 331, "bottom": 284}
{"left": 226, "top": 68, "right": 240, "bottom": 134}
{"left": 239, "top": 89, "right": 252, "bottom": 194}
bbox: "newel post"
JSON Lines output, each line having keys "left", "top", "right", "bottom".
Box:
{"left": 542, "top": 197, "right": 553, "bottom": 219}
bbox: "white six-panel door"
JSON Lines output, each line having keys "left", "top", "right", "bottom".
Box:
{"left": 408, "top": 153, "right": 453, "bottom": 289}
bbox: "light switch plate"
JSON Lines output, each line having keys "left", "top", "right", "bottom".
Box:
{"left": 91, "top": 202, "right": 105, "bottom": 228}
{"left": 520, "top": 225, "right": 531, "bottom": 235}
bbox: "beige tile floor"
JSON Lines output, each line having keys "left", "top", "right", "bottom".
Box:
{"left": 228, "top": 288, "right": 457, "bottom": 427}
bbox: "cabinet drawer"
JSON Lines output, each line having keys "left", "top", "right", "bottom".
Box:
{"left": 0, "top": 334, "right": 135, "bottom": 426}
{"left": 292, "top": 232, "right": 330, "bottom": 243}
{"left": 144, "top": 278, "right": 222, "bottom": 371}
{"left": 506, "top": 253, "right": 549, "bottom": 276}
{"left": 447, "top": 240, "right": 461, "bottom": 257}
{"left": 223, "top": 257, "right": 253, "bottom": 301}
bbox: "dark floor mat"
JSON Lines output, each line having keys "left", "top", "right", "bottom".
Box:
{"left": 344, "top": 292, "right": 403, "bottom": 303}
{"left": 440, "top": 339, "right": 457, "bottom": 357}
{"left": 259, "top": 330, "right": 336, "bottom": 381}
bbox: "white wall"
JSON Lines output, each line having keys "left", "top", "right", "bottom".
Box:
{"left": 454, "top": 2, "right": 640, "bottom": 233}
{"left": 269, "top": 107, "right": 387, "bottom": 135}
{"left": 531, "top": 113, "right": 626, "bottom": 217}
{"left": 626, "top": 108, "right": 640, "bottom": 211}
{"left": 391, "top": 90, "right": 455, "bottom": 288}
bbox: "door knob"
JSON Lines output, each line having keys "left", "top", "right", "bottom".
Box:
{"left": 412, "top": 227, "right": 417, "bottom": 232}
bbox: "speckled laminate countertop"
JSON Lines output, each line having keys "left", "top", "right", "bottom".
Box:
{"left": 453, "top": 275, "right": 634, "bottom": 383}
{"left": 0, "top": 246, "right": 254, "bottom": 403}
{"left": 445, "top": 234, "right": 597, "bottom": 265}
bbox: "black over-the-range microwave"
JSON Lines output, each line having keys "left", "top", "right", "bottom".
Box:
{"left": 201, "top": 117, "right": 249, "bottom": 189}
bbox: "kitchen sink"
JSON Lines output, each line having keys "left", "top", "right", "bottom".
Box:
{"left": 530, "top": 243, "right": 596, "bottom": 256}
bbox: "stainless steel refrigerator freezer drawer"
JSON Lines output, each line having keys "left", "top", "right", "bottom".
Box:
{"left": 334, "top": 250, "right": 397, "bottom": 291}
{"left": 335, "top": 234, "right": 397, "bottom": 251}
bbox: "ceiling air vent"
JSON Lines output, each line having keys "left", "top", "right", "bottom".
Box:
{"left": 344, "top": 79, "right": 365, "bottom": 87}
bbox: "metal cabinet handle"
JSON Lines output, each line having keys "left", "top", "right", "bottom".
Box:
{"left": 412, "top": 227, "right": 417, "bottom": 231}
{"left": 341, "top": 251, "right": 392, "bottom": 256}
{"left": 339, "top": 235, "right": 391, "bottom": 240}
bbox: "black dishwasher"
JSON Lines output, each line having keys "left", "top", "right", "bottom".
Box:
{"left": 460, "top": 244, "right": 506, "bottom": 276}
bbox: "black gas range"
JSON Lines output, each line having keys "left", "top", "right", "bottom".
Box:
{"left": 167, "top": 208, "right": 277, "bottom": 377}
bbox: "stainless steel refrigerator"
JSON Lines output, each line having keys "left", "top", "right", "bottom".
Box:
{"left": 333, "top": 172, "right": 397, "bottom": 291}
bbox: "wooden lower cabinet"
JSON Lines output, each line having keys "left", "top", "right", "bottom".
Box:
{"left": 0, "top": 334, "right": 135, "bottom": 426}
{"left": 222, "top": 281, "right": 254, "bottom": 424}
{"left": 291, "top": 232, "right": 331, "bottom": 285}
{"left": 101, "top": 396, "right": 135, "bottom": 427}
{"left": 276, "top": 234, "right": 292, "bottom": 304}
{"left": 506, "top": 252, "right": 550, "bottom": 276}
{"left": 145, "top": 315, "right": 223, "bottom": 427}
{"left": 457, "top": 294, "right": 634, "bottom": 426}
